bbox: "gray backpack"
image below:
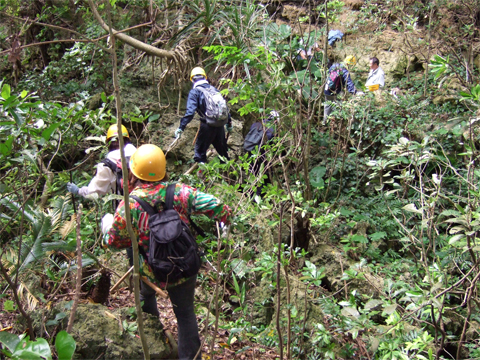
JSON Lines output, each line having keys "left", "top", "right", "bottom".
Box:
{"left": 196, "top": 86, "right": 229, "bottom": 127}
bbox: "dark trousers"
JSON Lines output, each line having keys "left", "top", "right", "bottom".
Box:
{"left": 194, "top": 122, "right": 229, "bottom": 163}
{"left": 141, "top": 276, "right": 201, "bottom": 360}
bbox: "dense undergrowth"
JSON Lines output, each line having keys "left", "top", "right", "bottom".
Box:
{"left": 1, "top": 0, "right": 480, "bottom": 359}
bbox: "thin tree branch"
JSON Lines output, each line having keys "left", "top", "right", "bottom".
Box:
{"left": 66, "top": 203, "right": 83, "bottom": 333}
{"left": 87, "top": 0, "right": 175, "bottom": 60}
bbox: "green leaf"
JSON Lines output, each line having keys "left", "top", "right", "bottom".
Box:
{"left": 0, "top": 332, "right": 22, "bottom": 353}
{"left": 341, "top": 307, "right": 360, "bottom": 317}
{"left": 55, "top": 331, "right": 76, "bottom": 360}
{"left": 148, "top": 113, "right": 160, "bottom": 122}
{"left": 42, "top": 123, "right": 61, "bottom": 141}
{"left": 448, "top": 234, "right": 465, "bottom": 244}
{"left": 15, "top": 338, "right": 52, "bottom": 360}
{"left": 370, "top": 231, "right": 387, "bottom": 241}
{"left": 101, "top": 92, "right": 107, "bottom": 103}
{"left": 364, "top": 299, "right": 383, "bottom": 310}
{"left": 4, "top": 300, "right": 16, "bottom": 311}
{"left": 403, "top": 203, "right": 422, "bottom": 214}
{"left": 382, "top": 304, "right": 397, "bottom": 315}
{"left": 230, "top": 258, "right": 248, "bottom": 278}
{"left": 0, "top": 136, "right": 14, "bottom": 157}
{"left": 1, "top": 83, "right": 11, "bottom": 99}
{"left": 309, "top": 166, "right": 326, "bottom": 188}
{"left": 352, "top": 234, "right": 368, "bottom": 244}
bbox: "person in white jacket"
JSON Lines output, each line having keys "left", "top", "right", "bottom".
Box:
{"left": 365, "top": 57, "right": 385, "bottom": 90}
{"left": 67, "top": 124, "right": 137, "bottom": 198}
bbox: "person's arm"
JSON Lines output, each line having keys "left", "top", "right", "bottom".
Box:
{"left": 103, "top": 199, "right": 139, "bottom": 249}
{"left": 343, "top": 69, "right": 357, "bottom": 95}
{"left": 179, "top": 89, "right": 200, "bottom": 131}
{"left": 378, "top": 69, "right": 385, "bottom": 88}
{"left": 175, "top": 184, "right": 232, "bottom": 225}
{"left": 78, "top": 163, "right": 115, "bottom": 197}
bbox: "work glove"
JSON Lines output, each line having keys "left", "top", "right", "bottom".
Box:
{"left": 356, "top": 91, "right": 365, "bottom": 96}
{"left": 67, "top": 182, "right": 79, "bottom": 195}
{"left": 174, "top": 128, "right": 183, "bottom": 139}
{"left": 226, "top": 124, "right": 233, "bottom": 133}
{"left": 219, "top": 222, "right": 230, "bottom": 238}
{"left": 101, "top": 213, "right": 114, "bottom": 235}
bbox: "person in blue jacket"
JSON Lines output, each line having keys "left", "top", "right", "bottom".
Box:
{"left": 174, "top": 67, "right": 232, "bottom": 166}
{"left": 324, "top": 55, "right": 363, "bottom": 119}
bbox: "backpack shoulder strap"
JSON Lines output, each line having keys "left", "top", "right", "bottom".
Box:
{"left": 130, "top": 195, "right": 157, "bottom": 216}
{"left": 101, "top": 158, "right": 118, "bottom": 172}
{"left": 165, "top": 183, "right": 206, "bottom": 237}
{"left": 165, "top": 183, "right": 176, "bottom": 210}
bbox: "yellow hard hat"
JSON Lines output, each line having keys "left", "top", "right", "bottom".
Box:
{"left": 344, "top": 55, "right": 357, "bottom": 67}
{"left": 129, "top": 144, "right": 166, "bottom": 182}
{"left": 190, "top": 67, "right": 207, "bottom": 81}
{"left": 107, "top": 124, "right": 129, "bottom": 141}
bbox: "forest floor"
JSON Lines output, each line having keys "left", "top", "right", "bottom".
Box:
{"left": 0, "top": 278, "right": 279, "bottom": 360}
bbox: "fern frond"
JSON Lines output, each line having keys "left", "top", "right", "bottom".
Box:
{"left": 1, "top": 249, "right": 18, "bottom": 276}
{"left": 60, "top": 216, "right": 76, "bottom": 239}
{"left": 17, "top": 282, "right": 39, "bottom": 311}
{"left": 0, "top": 196, "right": 37, "bottom": 223}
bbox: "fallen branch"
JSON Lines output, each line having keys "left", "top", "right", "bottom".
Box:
{"left": 110, "top": 265, "right": 134, "bottom": 293}
{"left": 140, "top": 276, "right": 168, "bottom": 298}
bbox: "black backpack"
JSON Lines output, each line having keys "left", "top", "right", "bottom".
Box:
{"left": 130, "top": 184, "right": 203, "bottom": 284}
{"left": 243, "top": 122, "right": 266, "bottom": 152}
{"left": 101, "top": 157, "right": 129, "bottom": 196}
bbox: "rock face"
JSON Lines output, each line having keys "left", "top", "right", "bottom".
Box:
{"left": 330, "top": 31, "right": 426, "bottom": 87}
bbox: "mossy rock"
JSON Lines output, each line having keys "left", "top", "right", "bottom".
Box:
{"left": 27, "top": 302, "right": 171, "bottom": 360}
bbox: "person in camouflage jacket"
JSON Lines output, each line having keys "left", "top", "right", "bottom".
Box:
{"left": 102, "top": 144, "right": 232, "bottom": 360}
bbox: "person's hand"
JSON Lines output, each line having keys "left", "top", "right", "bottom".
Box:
{"left": 226, "top": 124, "right": 233, "bottom": 133}
{"left": 101, "top": 213, "right": 114, "bottom": 234}
{"left": 356, "top": 91, "right": 365, "bottom": 96}
{"left": 174, "top": 128, "right": 183, "bottom": 139}
{"left": 67, "top": 182, "right": 79, "bottom": 194}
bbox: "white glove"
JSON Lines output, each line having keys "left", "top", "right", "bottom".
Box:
{"left": 175, "top": 128, "right": 183, "bottom": 139}
{"left": 219, "top": 222, "right": 230, "bottom": 238}
{"left": 67, "top": 182, "right": 79, "bottom": 194}
{"left": 357, "top": 91, "right": 365, "bottom": 96}
{"left": 101, "top": 213, "right": 114, "bottom": 234}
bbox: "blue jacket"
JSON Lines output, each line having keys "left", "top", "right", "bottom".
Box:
{"left": 324, "top": 63, "right": 357, "bottom": 96}
{"left": 179, "top": 81, "right": 231, "bottom": 131}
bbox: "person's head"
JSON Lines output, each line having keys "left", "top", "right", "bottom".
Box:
{"left": 369, "top": 57, "right": 380, "bottom": 70}
{"left": 190, "top": 67, "right": 207, "bottom": 83}
{"left": 107, "top": 124, "right": 130, "bottom": 151}
{"left": 129, "top": 144, "right": 167, "bottom": 186}
{"left": 343, "top": 55, "right": 357, "bottom": 69}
